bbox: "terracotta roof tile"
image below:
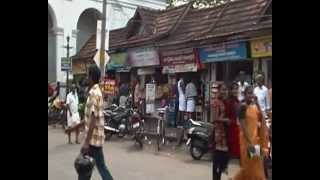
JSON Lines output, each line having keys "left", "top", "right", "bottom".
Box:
{"left": 73, "top": 0, "right": 272, "bottom": 62}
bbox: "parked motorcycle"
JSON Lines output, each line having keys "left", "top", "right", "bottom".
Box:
{"left": 186, "top": 119, "right": 214, "bottom": 160}
{"left": 130, "top": 109, "right": 145, "bottom": 148}
{"left": 104, "top": 95, "right": 134, "bottom": 140}
{"left": 48, "top": 98, "right": 66, "bottom": 128}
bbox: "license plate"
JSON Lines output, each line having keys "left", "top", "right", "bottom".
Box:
{"left": 133, "top": 122, "right": 140, "bottom": 128}
{"left": 186, "top": 138, "right": 191, "bottom": 146}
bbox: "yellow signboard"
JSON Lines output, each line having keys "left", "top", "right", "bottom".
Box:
{"left": 100, "top": 79, "right": 116, "bottom": 95}
{"left": 250, "top": 36, "right": 272, "bottom": 58}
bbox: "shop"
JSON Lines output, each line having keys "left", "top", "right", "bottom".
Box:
{"left": 127, "top": 46, "right": 164, "bottom": 114}
{"left": 160, "top": 46, "right": 205, "bottom": 123}
{"left": 250, "top": 36, "right": 272, "bottom": 86}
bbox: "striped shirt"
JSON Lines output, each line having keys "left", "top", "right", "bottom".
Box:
{"left": 84, "top": 84, "right": 105, "bottom": 147}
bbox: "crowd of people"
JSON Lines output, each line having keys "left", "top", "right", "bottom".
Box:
{"left": 209, "top": 71, "right": 272, "bottom": 180}
{"left": 49, "top": 66, "right": 271, "bottom": 180}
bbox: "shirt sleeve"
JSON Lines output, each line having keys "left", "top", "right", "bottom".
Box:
{"left": 88, "top": 95, "right": 99, "bottom": 118}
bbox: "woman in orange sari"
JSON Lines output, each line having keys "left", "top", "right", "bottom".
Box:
{"left": 233, "top": 86, "right": 269, "bottom": 180}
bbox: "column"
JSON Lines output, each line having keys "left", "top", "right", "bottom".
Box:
{"left": 55, "top": 27, "right": 67, "bottom": 100}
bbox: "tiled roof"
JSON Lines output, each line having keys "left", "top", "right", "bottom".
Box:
{"left": 72, "top": 0, "right": 272, "bottom": 62}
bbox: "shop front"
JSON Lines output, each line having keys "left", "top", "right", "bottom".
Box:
{"left": 128, "top": 47, "right": 161, "bottom": 114}
{"left": 161, "top": 47, "right": 205, "bottom": 123}
{"left": 250, "top": 36, "right": 272, "bottom": 86}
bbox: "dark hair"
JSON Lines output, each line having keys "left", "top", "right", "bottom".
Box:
{"left": 244, "top": 85, "right": 253, "bottom": 95}
{"left": 88, "top": 64, "right": 101, "bottom": 84}
{"left": 231, "top": 81, "right": 239, "bottom": 89}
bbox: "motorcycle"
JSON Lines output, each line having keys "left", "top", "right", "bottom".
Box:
{"left": 186, "top": 119, "right": 214, "bottom": 160}
{"left": 48, "top": 98, "right": 67, "bottom": 128}
{"left": 103, "top": 95, "right": 134, "bottom": 140}
{"left": 130, "top": 109, "right": 145, "bottom": 148}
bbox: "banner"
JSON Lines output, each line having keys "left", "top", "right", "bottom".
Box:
{"left": 250, "top": 37, "right": 272, "bottom": 58}
{"left": 102, "top": 79, "right": 116, "bottom": 95}
{"left": 198, "top": 42, "right": 247, "bottom": 63}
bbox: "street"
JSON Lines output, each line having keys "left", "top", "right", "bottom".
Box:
{"left": 48, "top": 126, "right": 242, "bottom": 180}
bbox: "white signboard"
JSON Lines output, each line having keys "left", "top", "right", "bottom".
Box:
{"left": 96, "top": 20, "right": 110, "bottom": 50}
{"left": 162, "top": 63, "right": 197, "bottom": 74}
{"left": 145, "top": 83, "right": 156, "bottom": 114}
{"left": 137, "top": 67, "right": 155, "bottom": 75}
{"left": 128, "top": 47, "right": 160, "bottom": 67}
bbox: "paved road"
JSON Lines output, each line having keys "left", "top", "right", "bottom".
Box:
{"left": 49, "top": 126, "right": 243, "bottom": 180}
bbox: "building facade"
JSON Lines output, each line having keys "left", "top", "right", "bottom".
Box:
{"left": 48, "top": 0, "right": 166, "bottom": 83}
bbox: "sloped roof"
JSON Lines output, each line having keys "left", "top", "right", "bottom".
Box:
{"left": 159, "top": 0, "right": 271, "bottom": 46}
{"left": 72, "top": 34, "right": 97, "bottom": 61}
{"left": 72, "top": 0, "right": 272, "bottom": 62}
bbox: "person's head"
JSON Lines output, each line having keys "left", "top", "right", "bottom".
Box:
{"left": 71, "top": 82, "right": 77, "bottom": 94}
{"left": 239, "top": 71, "right": 246, "bottom": 83}
{"left": 255, "top": 74, "right": 264, "bottom": 87}
{"left": 88, "top": 64, "right": 101, "bottom": 86}
{"left": 230, "top": 82, "right": 239, "bottom": 98}
{"left": 211, "top": 83, "right": 220, "bottom": 100}
{"left": 219, "top": 83, "right": 228, "bottom": 100}
{"left": 244, "top": 86, "right": 255, "bottom": 104}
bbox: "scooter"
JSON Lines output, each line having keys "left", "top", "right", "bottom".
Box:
{"left": 186, "top": 119, "right": 214, "bottom": 160}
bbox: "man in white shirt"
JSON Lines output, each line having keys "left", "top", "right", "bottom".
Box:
{"left": 254, "top": 74, "right": 270, "bottom": 118}
{"left": 237, "top": 71, "right": 249, "bottom": 102}
{"left": 66, "top": 83, "right": 81, "bottom": 144}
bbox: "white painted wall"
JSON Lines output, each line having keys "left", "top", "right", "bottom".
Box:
{"left": 48, "top": 0, "right": 167, "bottom": 83}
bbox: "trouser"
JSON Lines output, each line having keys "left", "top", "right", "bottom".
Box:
{"left": 88, "top": 145, "right": 114, "bottom": 180}
{"left": 212, "top": 150, "right": 229, "bottom": 180}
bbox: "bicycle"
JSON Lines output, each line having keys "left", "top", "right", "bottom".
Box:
{"left": 156, "top": 107, "right": 167, "bottom": 151}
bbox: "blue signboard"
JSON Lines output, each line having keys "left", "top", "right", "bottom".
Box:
{"left": 198, "top": 42, "right": 247, "bottom": 63}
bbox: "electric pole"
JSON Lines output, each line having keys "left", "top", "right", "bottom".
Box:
{"left": 63, "top": 36, "right": 72, "bottom": 95}
{"left": 100, "top": 0, "right": 107, "bottom": 79}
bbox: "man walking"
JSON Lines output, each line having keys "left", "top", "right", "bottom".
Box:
{"left": 254, "top": 74, "right": 270, "bottom": 118}
{"left": 66, "top": 82, "right": 81, "bottom": 144}
{"left": 81, "top": 64, "right": 113, "bottom": 180}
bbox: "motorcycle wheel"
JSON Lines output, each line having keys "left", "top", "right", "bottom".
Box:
{"left": 105, "top": 131, "right": 113, "bottom": 140}
{"left": 190, "top": 141, "right": 204, "bottom": 160}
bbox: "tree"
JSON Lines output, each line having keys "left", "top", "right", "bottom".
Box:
{"left": 167, "top": 0, "right": 231, "bottom": 8}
